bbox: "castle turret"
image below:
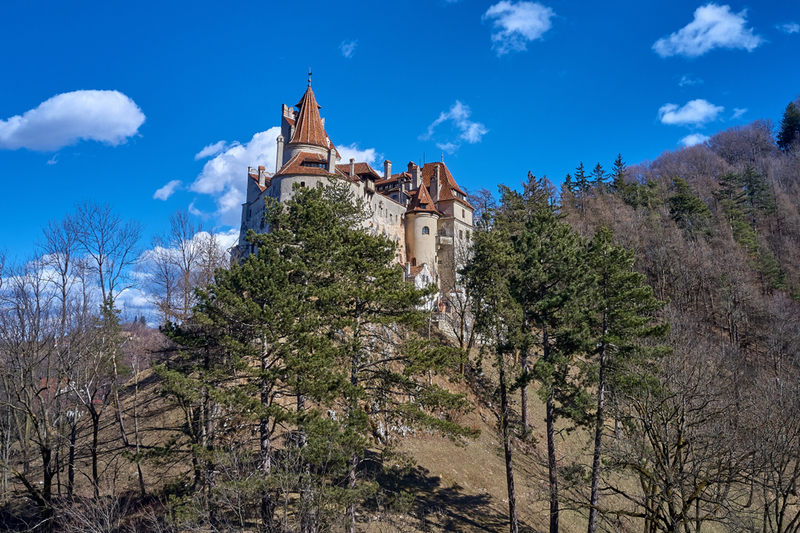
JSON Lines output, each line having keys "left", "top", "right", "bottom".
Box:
{"left": 405, "top": 182, "right": 440, "bottom": 270}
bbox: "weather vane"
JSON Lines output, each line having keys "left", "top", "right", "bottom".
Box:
{"left": 308, "top": 68, "right": 313, "bottom": 87}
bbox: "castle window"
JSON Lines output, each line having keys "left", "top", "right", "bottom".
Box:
{"left": 422, "top": 226, "right": 430, "bottom": 235}
{"left": 459, "top": 230, "right": 464, "bottom": 239}
{"left": 300, "top": 181, "right": 306, "bottom": 187}
{"left": 462, "top": 208, "right": 465, "bottom": 218}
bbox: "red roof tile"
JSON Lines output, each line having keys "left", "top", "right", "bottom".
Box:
{"left": 421, "top": 162, "right": 472, "bottom": 208}
{"left": 406, "top": 183, "right": 441, "bottom": 215}
{"left": 275, "top": 151, "right": 333, "bottom": 177}
{"left": 335, "top": 162, "right": 381, "bottom": 179}
{"left": 289, "top": 86, "right": 332, "bottom": 150}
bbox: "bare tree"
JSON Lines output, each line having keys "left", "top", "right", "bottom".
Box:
{"left": 67, "top": 201, "right": 142, "bottom": 448}
{"left": 68, "top": 201, "right": 143, "bottom": 305}
{"left": 144, "top": 210, "right": 228, "bottom": 325}
{"left": 0, "top": 258, "right": 68, "bottom": 520}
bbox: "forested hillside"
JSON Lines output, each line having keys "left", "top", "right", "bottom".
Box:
{"left": 0, "top": 98, "right": 799, "bottom": 533}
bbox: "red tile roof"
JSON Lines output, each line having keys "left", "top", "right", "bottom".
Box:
{"left": 336, "top": 162, "right": 381, "bottom": 179}
{"left": 289, "top": 86, "right": 333, "bottom": 150}
{"left": 421, "top": 162, "right": 472, "bottom": 208}
{"left": 406, "top": 182, "right": 441, "bottom": 215}
{"left": 275, "top": 151, "right": 333, "bottom": 177}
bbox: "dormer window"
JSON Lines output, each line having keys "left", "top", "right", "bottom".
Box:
{"left": 301, "top": 160, "right": 326, "bottom": 168}
{"left": 420, "top": 203, "right": 427, "bottom": 209}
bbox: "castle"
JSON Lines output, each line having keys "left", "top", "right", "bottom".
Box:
{"left": 238, "top": 82, "right": 474, "bottom": 294}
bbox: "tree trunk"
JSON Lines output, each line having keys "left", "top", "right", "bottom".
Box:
{"left": 261, "top": 347, "right": 275, "bottom": 533}
{"left": 520, "top": 350, "right": 529, "bottom": 433}
{"left": 587, "top": 345, "right": 606, "bottom": 533}
{"left": 547, "top": 387, "right": 559, "bottom": 533}
{"left": 91, "top": 409, "right": 100, "bottom": 498}
{"left": 499, "top": 355, "right": 519, "bottom": 533}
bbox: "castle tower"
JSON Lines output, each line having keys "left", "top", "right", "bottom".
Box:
{"left": 405, "top": 183, "right": 440, "bottom": 271}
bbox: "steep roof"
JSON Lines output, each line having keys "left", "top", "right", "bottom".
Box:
{"left": 289, "top": 86, "right": 333, "bottom": 150}
{"left": 275, "top": 151, "right": 360, "bottom": 183}
{"left": 336, "top": 162, "right": 382, "bottom": 179}
{"left": 406, "top": 182, "right": 441, "bottom": 215}
{"left": 275, "top": 151, "right": 332, "bottom": 177}
{"left": 421, "top": 162, "right": 472, "bottom": 208}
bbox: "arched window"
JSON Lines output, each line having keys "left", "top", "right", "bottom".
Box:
{"left": 422, "top": 226, "right": 430, "bottom": 235}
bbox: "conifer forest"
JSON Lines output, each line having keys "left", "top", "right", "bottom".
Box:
{"left": 1, "top": 98, "right": 800, "bottom": 532}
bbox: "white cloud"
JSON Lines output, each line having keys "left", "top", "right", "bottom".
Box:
{"left": 679, "top": 133, "right": 710, "bottom": 146}
{"left": 437, "top": 142, "right": 459, "bottom": 155}
{"left": 188, "top": 127, "right": 279, "bottom": 225}
{"left": 195, "top": 140, "right": 227, "bottom": 160}
{"left": 340, "top": 40, "right": 358, "bottom": 58}
{"left": 153, "top": 179, "right": 183, "bottom": 201}
{"left": 482, "top": 1, "right": 555, "bottom": 56}
{"left": 116, "top": 287, "right": 151, "bottom": 311}
{"left": 0, "top": 90, "right": 145, "bottom": 151}
{"left": 678, "top": 74, "right": 704, "bottom": 86}
{"left": 188, "top": 129, "right": 379, "bottom": 226}
{"left": 420, "top": 101, "right": 488, "bottom": 153}
{"left": 658, "top": 99, "right": 724, "bottom": 127}
{"left": 338, "top": 143, "right": 380, "bottom": 165}
{"left": 778, "top": 22, "right": 799, "bottom": 34}
{"left": 732, "top": 108, "right": 747, "bottom": 119}
{"left": 46, "top": 154, "right": 58, "bottom": 165}
{"left": 653, "top": 4, "right": 763, "bottom": 58}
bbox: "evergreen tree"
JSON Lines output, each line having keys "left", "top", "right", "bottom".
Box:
{"left": 583, "top": 227, "right": 668, "bottom": 533}
{"left": 466, "top": 177, "right": 590, "bottom": 533}
{"left": 777, "top": 101, "right": 800, "bottom": 152}
{"left": 668, "top": 178, "right": 712, "bottom": 237}
{"left": 160, "top": 179, "right": 473, "bottom": 532}
{"left": 463, "top": 201, "right": 524, "bottom": 533}
{"left": 590, "top": 162, "right": 607, "bottom": 192}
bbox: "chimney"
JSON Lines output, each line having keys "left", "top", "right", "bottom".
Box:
{"left": 275, "top": 134, "right": 285, "bottom": 172}
{"left": 431, "top": 165, "right": 441, "bottom": 203}
{"left": 409, "top": 162, "right": 420, "bottom": 190}
{"left": 349, "top": 158, "right": 355, "bottom": 177}
{"left": 258, "top": 166, "right": 267, "bottom": 188}
{"left": 327, "top": 148, "right": 336, "bottom": 172}
{"left": 384, "top": 160, "right": 392, "bottom": 179}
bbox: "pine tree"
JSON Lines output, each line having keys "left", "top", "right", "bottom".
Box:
{"left": 590, "top": 162, "right": 607, "bottom": 192}
{"left": 161, "top": 179, "right": 474, "bottom": 532}
{"left": 668, "top": 178, "right": 712, "bottom": 237}
{"left": 583, "top": 227, "right": 668, "bottom": 533}
{"left": 777, "top": 101, "right": 800, "bottom": 152}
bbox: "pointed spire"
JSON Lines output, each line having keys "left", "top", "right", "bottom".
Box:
{"left": 289, "top": 85, "right": 330, "bottom": 149}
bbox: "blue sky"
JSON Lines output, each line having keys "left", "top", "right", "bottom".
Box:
{"left": 1, "top": 0, "right": 798, "bottom": 262}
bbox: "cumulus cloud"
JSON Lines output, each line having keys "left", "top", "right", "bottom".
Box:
{"left": 338, "top": 143, "right": 380, "bottom": 166}
{"left": 153, "top": 179, "right": 183, "bottom": 201}
{"left": 0, "top": 90, "right": 145, "bottom": 151}
{"left": 340, "top": 40, "right": 358, "bottom": 58}
{"left": 678, "top": 74, "right": 704, "bottom": 86}
{"left": 420, "top": 101, "right": 488, "bottom": 153}
{"left": 482, "top": 1, "right": 555, "bottom": 56}
{"left": 653, "top": 4, "right": 763, "bottom": 58}
{"left": 778, "top": 22, "right": 799, "bottom": 34}
{"left": 188, "top": 128, "right": 380, "bottom": 226}
{"left": 188, "top": 127, "right": 279, "bottom": 225}
{"left": 658, "top": 99, "right": 724, "bottom": 127}
{"left": 195, "top": 140, "right": 227, "bottom": 160}
{"left": 680, "top": 133, "right": 710, "bottom": 147}
{"left": 732, "top": 108, "right": 747, "bottom": 119}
